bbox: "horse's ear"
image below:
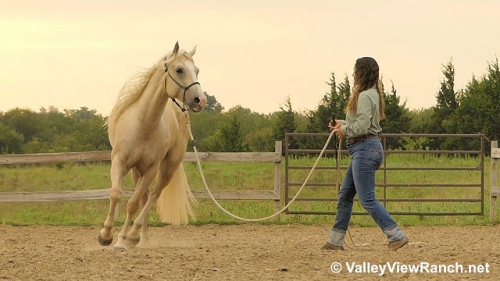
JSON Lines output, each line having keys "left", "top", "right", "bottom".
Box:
{"left": 173, "top": 41, "right": 179, "bottom": 55}
{"left": 189, "top": 45, "right": 197, "bottom": 57}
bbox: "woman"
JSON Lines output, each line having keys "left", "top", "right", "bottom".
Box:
{"left": 322, "top": 57, "right": 409, "bottom": 251}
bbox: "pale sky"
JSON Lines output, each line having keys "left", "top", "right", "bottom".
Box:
{"left": 0, "top": 0, "right": 498, "bottom": 115}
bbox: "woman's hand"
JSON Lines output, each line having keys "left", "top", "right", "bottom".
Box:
{"left": 328, "top": 120, "right": 340, "bottom": 131}
{"left": 336, "top": 127, "right": 344, "bottom": 139}
{"left": 328, "top": 120, "right": 344, "bottom": 139}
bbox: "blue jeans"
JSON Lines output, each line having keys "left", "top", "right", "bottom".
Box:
{"left": 328, "top": 137, "right": 405, "bottom": 245}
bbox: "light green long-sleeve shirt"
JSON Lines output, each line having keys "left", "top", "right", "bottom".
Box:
{"left": 340, "top": 87, "right": 382, "bottom": 139}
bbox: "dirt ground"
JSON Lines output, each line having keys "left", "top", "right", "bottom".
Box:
{"left": 0, "top": 224, "right": 498, "bottom": 281}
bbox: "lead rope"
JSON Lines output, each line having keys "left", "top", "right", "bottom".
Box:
{"left": 186, "top": 112, "right": 336, "bottom": 222}
{"left": 185, "top": 112, "right": 368, "bottom": 247}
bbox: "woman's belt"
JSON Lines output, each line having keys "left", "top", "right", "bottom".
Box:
{"left": 347, "top": 133, "right": 381, "bottom": 145}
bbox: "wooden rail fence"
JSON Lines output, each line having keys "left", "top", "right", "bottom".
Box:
{"left": 0, "top": 142, "right": 283, "bottom": 217}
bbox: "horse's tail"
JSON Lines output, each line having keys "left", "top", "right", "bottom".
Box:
{"left": 156, "top": 163, "right": 197, "bottom": 225}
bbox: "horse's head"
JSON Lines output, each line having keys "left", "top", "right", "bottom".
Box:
{"left": 163, "top": 42, "right": 207, "bottom": 112}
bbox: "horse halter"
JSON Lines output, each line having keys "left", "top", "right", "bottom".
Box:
{"left": 164, "top": 66, "right": 200, "bottom": 112}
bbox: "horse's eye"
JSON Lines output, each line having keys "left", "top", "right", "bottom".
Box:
{"left": 176, "top": 67, "right": 183, "bottom": 74}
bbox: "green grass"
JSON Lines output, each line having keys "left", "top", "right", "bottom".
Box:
{"left": 0, "top": 154, "right": 498, "bottom": 227}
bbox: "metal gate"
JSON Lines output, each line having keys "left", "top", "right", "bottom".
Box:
{"left": 284, "top": 133, "right": 485, "bottom": 216}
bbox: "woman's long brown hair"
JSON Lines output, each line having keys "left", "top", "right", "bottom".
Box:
{"left": 346, "top": 57, "right": 385, "bottom": 119}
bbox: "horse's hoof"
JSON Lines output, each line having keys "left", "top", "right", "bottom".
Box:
{"left": 97, "top": 234, "right": 113, "bottom": 246}
{"left": 128, "top": 236, "right": 140, "bottom": 246}
{"left": 114, "top": 245, "right": 127, "bottom": 252}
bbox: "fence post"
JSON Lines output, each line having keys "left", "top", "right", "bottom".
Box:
{"left": 491, "top": 141, "right": 499, "bottom": 221}
{"left": 273, "top": 141, "right": 282, "bottom": 221}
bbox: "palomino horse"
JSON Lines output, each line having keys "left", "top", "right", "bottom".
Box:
{"left": 98, "top": 42, "right": 207, "bottom": 250}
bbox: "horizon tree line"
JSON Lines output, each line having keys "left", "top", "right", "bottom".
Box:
{"left": 0, "top": 58, "right": 498, "bottom": 154}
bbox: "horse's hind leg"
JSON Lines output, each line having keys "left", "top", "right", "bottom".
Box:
{"left": 131, "top": 163, "right": 173, "bottom": 248}
{"left": 124, "top": 169, "right": 150, "bottom": 245}
{"left": 115, "top": 166, "right": 157, "bottom": 250}
{"left": 98, "top": 158, "right": 127, "bottom": 246}
{"left": 140, "top": 186, "right": 150, "bottom": 241}
{"left": 126, "top": 187, "right": 151, "bottom": 246}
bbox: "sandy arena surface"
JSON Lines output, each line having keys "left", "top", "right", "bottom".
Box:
{"left": 0, "top": 224, "right": 499, "bottom": 280}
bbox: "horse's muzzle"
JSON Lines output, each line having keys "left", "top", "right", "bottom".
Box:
{"left": 189, "top": 95, "right": 207, "bottom": 112}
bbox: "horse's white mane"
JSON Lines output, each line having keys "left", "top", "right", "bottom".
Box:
{"left": 105, "top": 67, "right": 156, "bottom": 128}
{"left": 105, "top": 49, "right": 191, "bottom": 128}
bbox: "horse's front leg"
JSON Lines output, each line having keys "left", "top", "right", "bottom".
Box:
{"left": 98, "top": 158, "right": 127, "bottom": 246}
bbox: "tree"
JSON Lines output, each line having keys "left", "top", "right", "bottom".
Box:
{"left": 437, "top": 59, "right": 459, "bottom": 114}
{"left": 187, "top": 93, "right": 225, "bottom": 151}
{"left": 308, "top": 73, "right": 350, "bottom": 132}
{"left": 302, "top": 73, "right": 350, "bottom": 150}
{"left": 68, "top": 107, "right": 109, "bottom": 151}
{"left": 335, "top": 74, "right": 351, "bottom": 116}
{"left": 408, "top": 108, "right": 433, "bottom": 133}
{"left": 273, "top": 96, "right": 297, "bottom": 153}
{"left": 453, "top": 58, "right": 500, "bottom": 151}
{"left": 0, "top": 122, "right": 24, "bottom": 153}
{"left": 205, "top": 115, "right": 248, "bottom": 152}
{"left": 1, "top": 108, "right": 44, "bottom": 144}
{"left": 246, "top": 127, "right": 274, "bottom": 152}
{"left": 417, "top": 59, "right": 459, "bottom": 150}
{"left": 188, "top": 111, "right": 222, "bottom": 151}
{"left": 202, "top": 92, "right": 224, "bottom": 114}
{"left": 381, "top": 81, "right": 412, "bottom": 149}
